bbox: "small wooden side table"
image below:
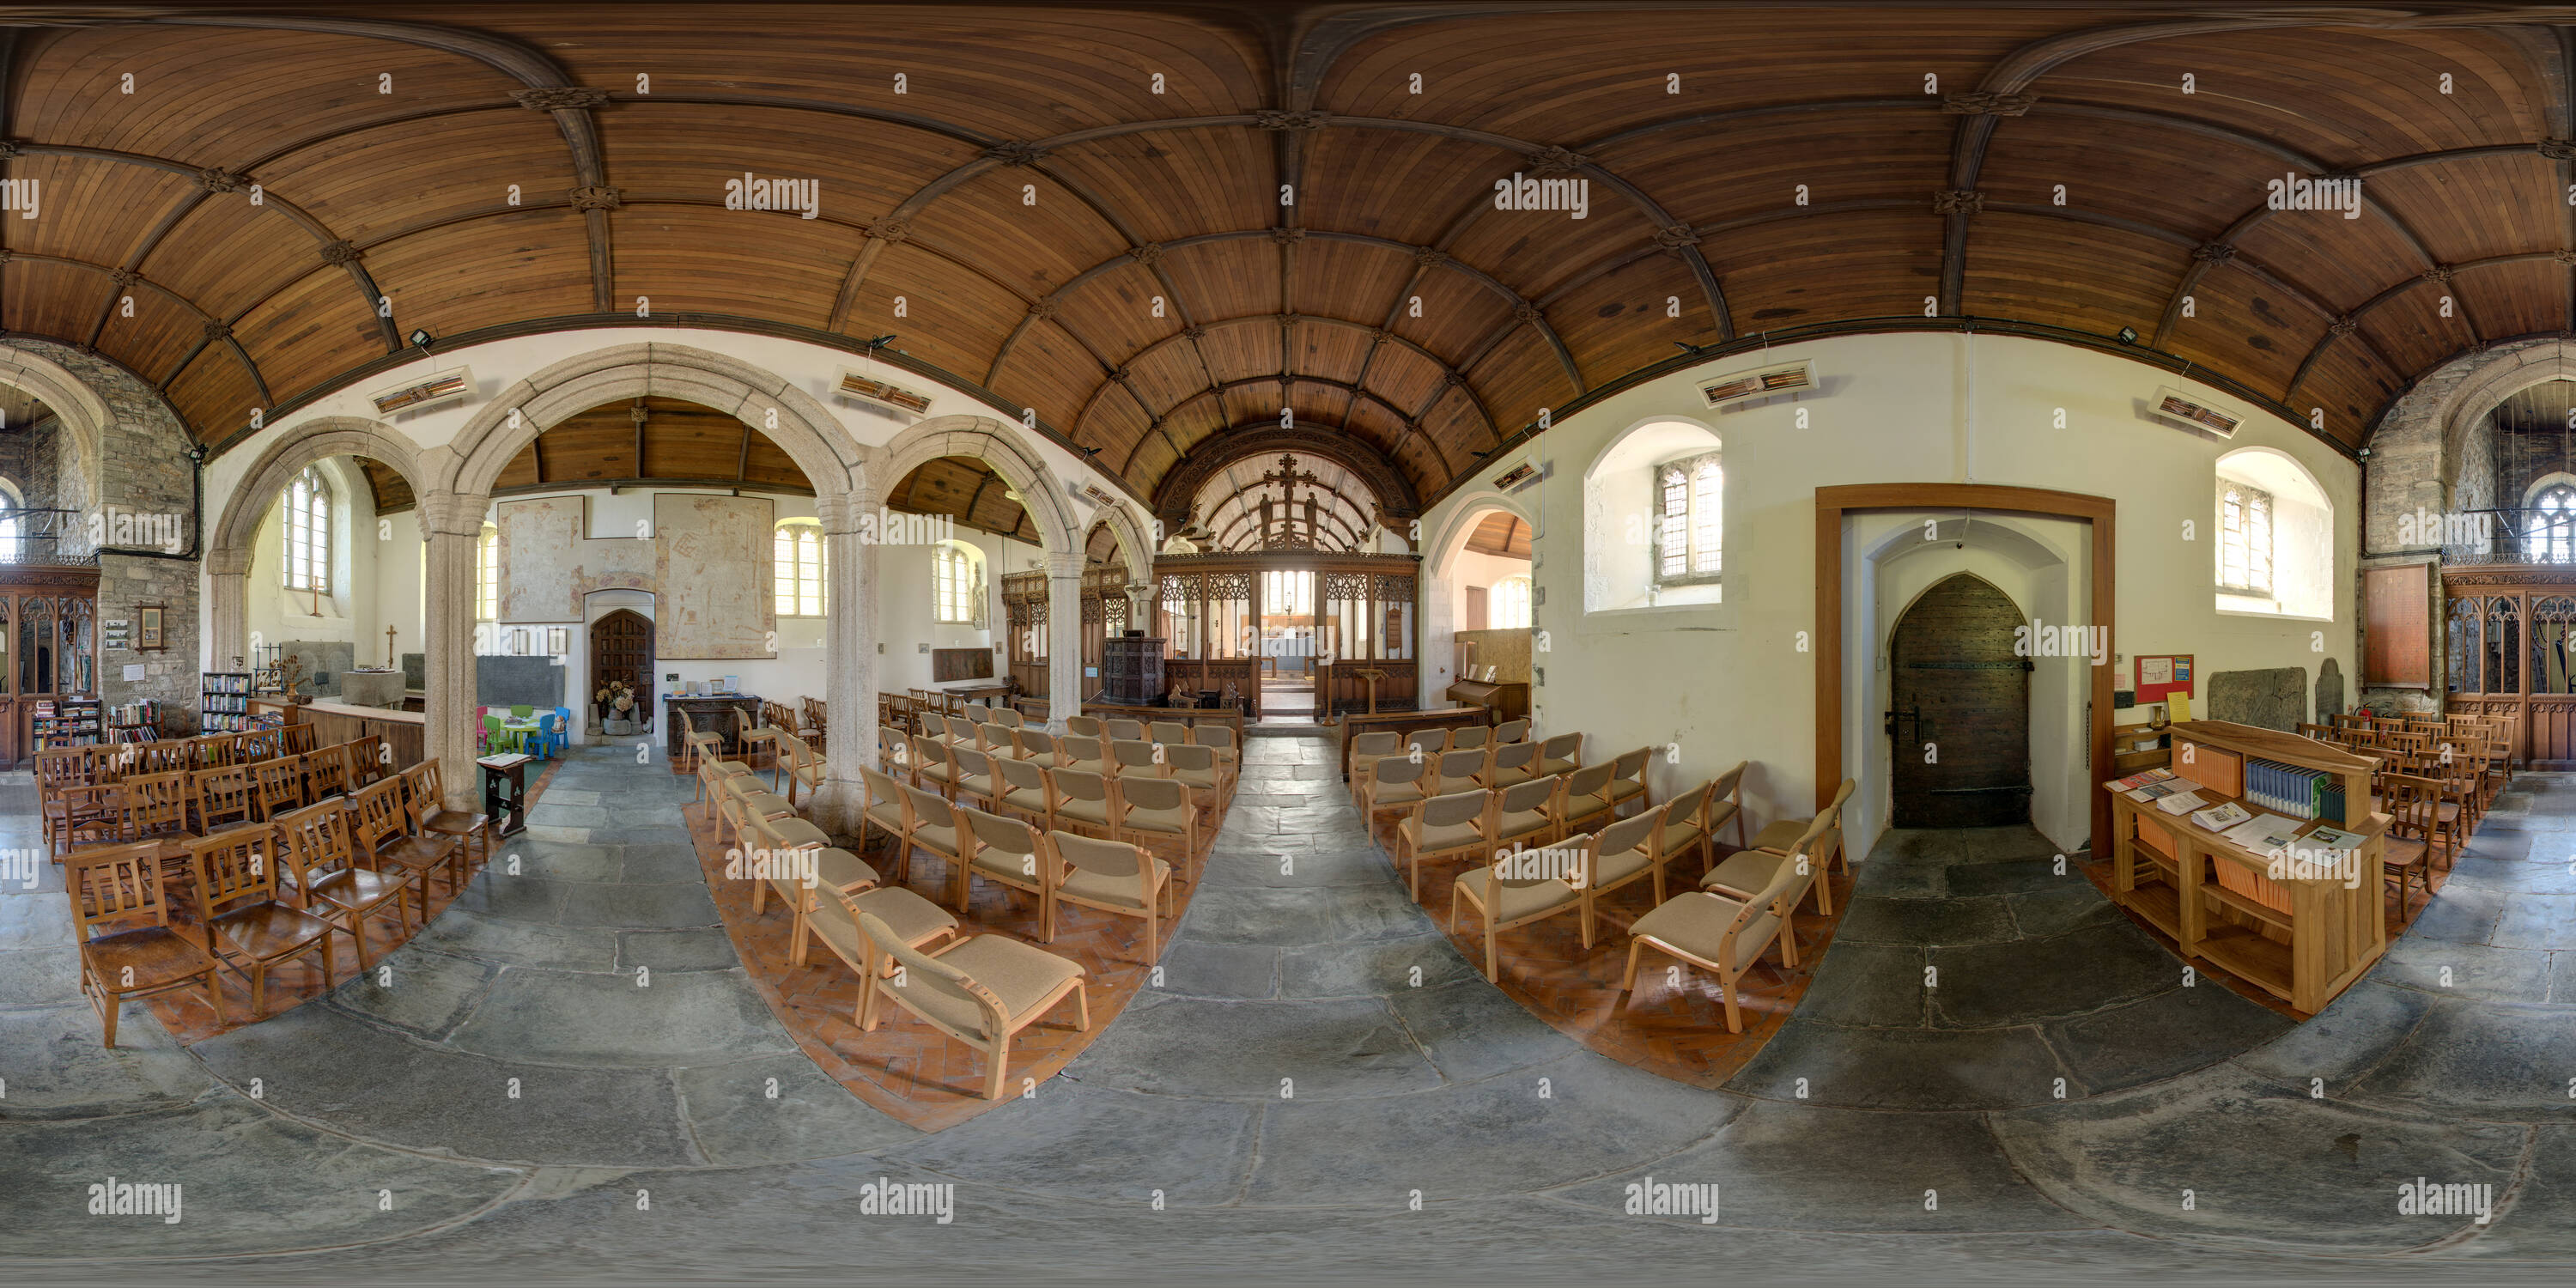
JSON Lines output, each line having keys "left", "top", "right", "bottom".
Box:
{"left": 477, "top": 752, "right": 533, "bottom": 837}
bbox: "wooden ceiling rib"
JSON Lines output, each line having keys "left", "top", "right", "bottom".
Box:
{"left": 27, "top": 3, "right": 2576, "bottom": 507}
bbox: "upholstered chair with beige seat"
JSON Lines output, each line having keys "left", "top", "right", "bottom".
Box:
{"left": 1625, "top": 835, "right": 1815, "bottom": 1032}
{"left": 1494, "top": 718, "right": 1531, "bottom": 744}
{"left": 1065, "top": 715, "right": 1105, "bottom": 739}
{"left": 718, "top": 773, "right": 800, "bottom": 855}
{"left": 1534, "top": 732, "right": 1582, "bottom": 778}
{"left": 1586, "top": 811, "right": 1665, "bottom": 934}
{"left": 1190, "top": 724, "right": 1241, "bottom": 791}
{"left": 878, "top": 726, "right": 910, "bottom": 776}
{"left": 1485, "top": 739, "right": 1542, "bottom": 789}
{"left": 991, "top": 706, "right": 1025, "bottom": 732}
{"left": 1105, "top": 718, "right": 1147, "bottom": 743}
{"left": 1165, "top": 743, "right": 1226, "bottom": 816}
{"left": 975, "top": 722, "right": 1024, "bottom": 762}
{"left": 1603, "top": 747, "right": 1653, "bottom": 817}
{"left": 909, "top": 734, "right": 959, "bottom": 799}
{"left": 993, "top": 756, "right": 1054, "bottom": 829}
{"left": 1057, "top": 734, "right": 1112, "bottom": 780}
{"left": 746, "top": 811, "right": 884, "bottom": 968}
{"left": 1649, "top": 780, "right": 1717, "bottom": 892}
{"left": 1700, "top": 761, "right": 1750, "bottom": 860}
{"left": 957, "top": 805, "right": 1054, "bottom": 924}
{"left": 1397, "top": 787, "right": 1496, "bottom": 902}
{"left": 1709, "top": 777, "right": 1855, "bottom": 915}
{"left": 1109, "top": 738, "right": 1165, "bottom": 779}
{"left": 1450, "top": 725, "right": 1492, "bottom": 754}
{"left": 1555, "top": 762, "right": 1619, "bottom": 837}
{"left": 1051, "top": 831, "right": 1175, "bottom": 963}
{"left": 1491, "top": 775, "right": 1561, "bottom": 855}
{"left": 857, "top": 768, "right": 916, "bottom": 884}
{"left": 1430, "top": 747, "right": 1490, "bottom": 799}
{"left": 1113, "top": 774, "right": 1199, "bottom": 877}
{"left": 1449, "top": 826, "right": 1588, "bottom": 982}
{"left": 1148, "top": 720, "right": 1192, "bottom": 751}
{"left": 735, "top": 705, "right": 787, "bottom": 785}
{"left": 695, "top": 753, "right": 756, "bottom": 820}
{"left": 781, "top": 736, "right": 830, "bottom": 810}
{"left": 1406, "top": 729, "right": 1451, "bottom": 762}
{"left": 1044, "top": 766, "right": 1115, "bottom": 840}
{"left": 817, "top": 886, "right": 960, "bottom": 1031}
{"left": 1358, "top": 753, "right": 1431, "bottom": 832}
{"left": 855, "top": 909, "right": 1089, "bottom": 1100}
{"left": 1347, "top": 732, "right": 1402, "bottom": 796}
{"left": 950, "top": 746, "right": 1003, "bottom": 816}
{"left": 899, "top": 784, "right": 971, "bottom": 890}
{"left": 677, "top": 708, "right": 727, "bottom": 775}
{"left": 1014, "top": 728, "right": 1058, "bottom": 767}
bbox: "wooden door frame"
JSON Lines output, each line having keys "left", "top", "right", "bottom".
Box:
{"left": 589, "top": 607, "right": 654, "bottom": 724}
{"left": 1815, "top": 483, "right": 2116, "bottom": 856}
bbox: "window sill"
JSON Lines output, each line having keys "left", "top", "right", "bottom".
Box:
{"left": 2214, "top": 604, "right": 2334, "bottom": 624}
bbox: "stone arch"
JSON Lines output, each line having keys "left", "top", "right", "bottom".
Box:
{"left": 1089, "top": 500, "right": 1156, "bottom": 586}
{"left": 2365, "top": 337, "right": 2576, "bottom": 551}
{"left": 440, "top": 342, "right": 865, "bottom": 503}
{"left": 204, "top": 416, "right": 424, "bottom": 672}
{"left": 0, "top": 343, "right": 116, "bottom": 504}
{"left": 876, "top": 415, "right": 1081, "bottom": 555}
{"left": 1151, "top": 423, "right": 1419, "bottom": 536}
{"left": 1420, "top": 491, "right": 1537, "bottom": 699}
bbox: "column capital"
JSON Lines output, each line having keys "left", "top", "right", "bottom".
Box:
{"left": 204, "top": 547, "right": 252, "bottom": 579}
{"left": 416, "top": 489, "right": 490, "bottom": 537}
{"left": 815, "top": 489, "right": 881, "bottom": 535}
{"left": 1045, "top": 550, "right": 1085, "bottom": 578}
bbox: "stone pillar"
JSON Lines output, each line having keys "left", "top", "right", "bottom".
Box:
{"left": 814, "top": 488, "right": 878, "bottom": 835}
{"left": 1047, "top": 550, "right": 1084, "bottom": 731}
{"left": 418, "top": 489, "right": 489, "bottom": 811}
{"left": 204, "top": 546, "right": 252, "bottom": 673}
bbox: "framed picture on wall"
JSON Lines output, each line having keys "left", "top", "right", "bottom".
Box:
{"left": 137, "top": 605, "right": 166, "bottom": 651}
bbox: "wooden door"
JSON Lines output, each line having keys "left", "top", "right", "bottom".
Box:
{"left": 1888, "top": 573, "right": 2032, "bottom": 828}
{"left": 590, "top": 609, "right": 653, "bottom": 725}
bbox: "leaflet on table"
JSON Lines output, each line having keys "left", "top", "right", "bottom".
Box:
{"left": 2154, "top": 789, "right": 2208, "bottom": 815}
{"left": 2300, "top": 824, "right": 2367, "bottom": 854}
{"left": 2221, "top": 812, "right": 2304, "bottom": 853}
{"left": 2127, "top": 781, "right": 2190, "bottom": 803}
{"left": 2105, "top": 767, "right": 2178, "bottom": 792}
{"left": 2190, "top": 801, "right": 2253, "bottom": 831}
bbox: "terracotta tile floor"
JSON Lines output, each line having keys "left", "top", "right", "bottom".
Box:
{"left": 144, "top": 760, "right": 563, "bottom": 1043}
{"left": 1384, "top": 813, "right": 1854, "bottom": 1091}
{"left": 686, "top": 780, "right": 1213, "bottom": 1133}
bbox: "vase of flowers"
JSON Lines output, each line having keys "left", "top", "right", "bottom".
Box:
{"left": 595, "top": 679, "right": 636, "bottom": 726}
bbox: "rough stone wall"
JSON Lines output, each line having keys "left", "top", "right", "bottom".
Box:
{"left": 0, "top": 413, "right": 61, "bottom": 507}
{"left": 3, "top": 339, "right": 202, "bottom": 733}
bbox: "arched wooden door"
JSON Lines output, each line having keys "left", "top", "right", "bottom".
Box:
{"left": 1888, "top": 573, "right": 2032, "bottom": 828}
{"left": 590, "top": 609, "right": 653, "bottom": 726}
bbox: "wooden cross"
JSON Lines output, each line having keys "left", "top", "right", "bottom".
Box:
{"left": 1258, "top": 453, "right": 1324, "bottom": 547}
{"left": 385, "top": 625, "right": 398, "bottom": 669}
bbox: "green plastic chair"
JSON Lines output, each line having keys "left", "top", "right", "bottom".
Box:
{"left": 510, "top": 704, "right": 534, "bottom": 719}
{"left": 483, "top": 714, "right": 523, "bottom": 753}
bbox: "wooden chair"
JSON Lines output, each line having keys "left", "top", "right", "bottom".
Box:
{"left": 1397, "top": 787, "right": 1496, "bottom": 902}
{"left": 271, "top": 799, "right": 418, "bottom": 969}
{"left": 69, "top": 841, "right": 226, "bottom": 1046}
{"left": 35, "top": 746, "right": 100, "bottom": 858}
{"left": 975, "top": 721, "right": 1024, "bottom": 762}
{"left": 1430, "top": 747, "right": 1489, "bottom": 798}
{"left": 185, "top": 827, "right": 337, "bottom": 1018}
{"left": 1057, "top": 734, "right": 1112, "bottom": 779}
{"left": 1710, "top": 776, "right": 1855, "bottom": 914}
{"left": 954, "top": 806, "right": 1052, "bottom": 926}
{"left": 899, "top": 783, "right": 972, "bottom": 891}
{"left": 989, "top": 705, "right": 1024, "bottom": 732}
{"left": 854, "top": 909, "right": 1089, "bottom": 1100}
{"left": 950, "top": 746, "right": 1003, "bottom": 816}
{"left": 1189, "top": 724, "right": 1240, "bottom": 788}
{"left": 817, "top": 883, "right": 959, "bottom": 1032}
{"left": 1405, "top": 729, "right": 1451, "bottom": 761}
{"left": 52, "top": 781, "right": 130, "bottom": 861}
{"left": 1533, "top": 732, "right": 1582, "bottom": 780}
{"left": 716, "top": 774, "right": 799, "bottom": 854}
{"left": 280, "top": 724, "right": 319, "bottom": 756}
{"left": 346, "top": 734, "right": 389, "bottom": 788}
{"left": 1492, "top": 774, "right": 1562, "bottom": 854}
{"left": 1358, "top": 753, "right": 1432, "bottom": 833}
{"left": 1603, "top": 747, "right": 1653, "bottom": 818}
{"left": 352, "top": 775, "right": 462, "bottom": 906}
{"left": 1109, "top": 738, "right": 1163, "bottom": 779}
{"left": 1450, "top": 725, "right": 1492, "bottom": 754}
{"left": 877, "top": 725, "right": 911, "bottom": 776}
{"left": 1112, "top": 774, "right": 1198, "bottom": 877}
{"left": 400, "top": 762, "right": 490, "bottom": 884}
{"left": 1623, "top": 835, "right": 1814, "bottom": 1033}
{"left": 1495, "top": 718, "right": 1531, "bottom": 744}
{"left": 249, "top": 756, "right": 306, "bottom": 822}
{"left": 2383, "top": 828, "right": 2433, "bottom": 919}
{"left": 189, "top": 764, "right": 263, "bottom": 838}
{"left": 120, "top": 769, "right": 192, "bottom": 843}
{"left": 1348, "top": 732, "right": 1403, "bottom": 798}
{"left": 1148, "top": 720, "right": 1192, "bottom": 752}
{"left": 777, "top": 735, "right": 829, "bottom": 809}
{"left": 1701, "top": 761, "right": 1750, "bottom": 860}
{"left": 2383, "top": 772, "right": 2464, "bottom": 871}
{"left": 1586, "top": 811, "right": 1666, "bottom": 930}
{"left": 1065, "top": 714, "right": 1104, "bottom": 739}
{"left": 856, "top": 767, "right": 916, "bottom": 883}
{"left": 797, "top": 696, "right": 829, "bottom": 751}
{"left": 1485, "top": 739, "right": 1542, "bottom": 789}
{"left": 1051, "top": 830, "right": 1174, "bottom": 963}
{"left": 1104, "top": 718, "right": 1147, "bottom": 743}
{"left": 1014, "top": 728, "right": 1058, "bottom": 769}
{"left": 677, "top": 708, "right": 726, "bottom": 775}
{"left": 1165, "top": 743, "right": 1227, "bottom": 816}
{"left": 744, "top": 811, "right": 886, "bottom": 968}
{"left": 993, "top": 755, "right": 1054, "bottom": 829}
{"left": 302, "top": 744, "right": 351, "bottom": 802}
{"left": 1450, "top": 826, "right": 1588, "bottom": 982}
{"left": 1043, "top": 766, "right": 1115, "bottom": 841}
{"left": 908, "top": 734, "right": 960, "bottom": 799}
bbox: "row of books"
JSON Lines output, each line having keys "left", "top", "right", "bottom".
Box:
{"left": 202, "top": 672, "right": 256, "bottom": 694}
{"left": 200, "top": 710, "right": 287, "bottom": 734}
{"left": 2244, "top": 757, "right": 2346, "bottom": 823}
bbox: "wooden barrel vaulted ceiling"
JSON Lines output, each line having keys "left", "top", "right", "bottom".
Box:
{"left": 15, "top": 3, "right": 2576, "bottom": 513}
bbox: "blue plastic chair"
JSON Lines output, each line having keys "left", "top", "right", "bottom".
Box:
{"left": 530, "top": 712, "right": 561, "bottom": 761}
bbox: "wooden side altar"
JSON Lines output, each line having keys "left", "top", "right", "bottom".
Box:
{"left": 2105, "top": 719, "right": 2387, "bottom": 1015}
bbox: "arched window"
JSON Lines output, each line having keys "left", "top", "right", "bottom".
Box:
{"left": 1655, "top": 450, "right": 1723, "bottom": 585}
{"left": 1490, "top": 574, "right": 1533, "bottom": 629}
{"left": 2530, "top": 484, "right": 2576, "bottom": 563}
{"left": 933, "top": 542, "right": 983, "bottom": 626}
{"left": 281, "top": 465, "right": 331, "bottom": 592}
{"left": 476, "top": 524, "right": 500, "bottom": 621}
{"left": 2216, "top": 480, "right": 2274, "bottom": 594}
{"left": 774, "top": 520, "right": 828, "bottom": 616}
{"left": 1583, "top": 419, "right": 1724, "bottom": 614}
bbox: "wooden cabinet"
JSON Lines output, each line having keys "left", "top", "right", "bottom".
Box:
{"left": 1101, "top": 636, "right": 1164, "bottom": 706}
{"left": 1, "top": 566, "right": 100, "bottom": 769}
{"left": 664, "top": 695, "right": 760, "bottom": 762}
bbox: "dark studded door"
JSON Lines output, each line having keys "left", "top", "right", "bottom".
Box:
{"left": 1889, "top": 573, "right": 2032, "bottom": 829}
{"left": 590, "top": 609, "right": 653, "bottom": 725}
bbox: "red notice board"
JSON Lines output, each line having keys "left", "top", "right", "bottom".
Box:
{"left": 2136, "top": 653, "right": 2194, "bottom": 705}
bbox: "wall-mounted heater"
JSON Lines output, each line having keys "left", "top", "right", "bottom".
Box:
{"left": 2149, "top": 385, "right": 2240, "bottom": 438}
{"left": 1700, "top": 359, "right": 1814, "bottom": 409}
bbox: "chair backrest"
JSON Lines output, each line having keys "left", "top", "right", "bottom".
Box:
{"left": 1435, "top": 747, "right": 1488, "bottom": 790}
{"left": 1566, "top": 760, "right": 1615, "bottom": 802}
{"left": 347, "top": 777, "right": 413, "bottom": 857}
{"left": 193, "top": 733, "right": 238, "bottom": 769}
{"left": 1164, "top": 744, "right": 1218, "bottom": 777}
{"left": 1492, "top": 740, "right": 1540, "bottom": 774}
{"left": 1499, "top": 775, "right": 1557, "bottom": 817}
{"left": 1417, "top": 787, "right": 1493, "bottom": 834}
{"left": 1406, "top": 729, "right": 1450, "bottom": 756}
{"left": 304, "top": 744, "right": 350, "bottom": 800}
{"left": 281, "top": 725, "right": 319, "bottom": 756}
{"left": 1017, "top": 728, "right": 1056, "bottom": 760}
{"left": 1054, "top": 829, "right": 1152, "bottom": 894}
{"left": 1066, "top": 715, "right": 1104, "bottom": 738}
{"left": 69, "top": 841, "right": 178, "bottom": 937}
{"left": 1496, "top": 719, "right": 1531, "bottom": 744}
{"left": 35, "top": 745, "right": 93, "bottom": 793}
{"left": 404, "top": 760, "right": 447, "bottom": 817}
{"left": 953, "top": 746, "right": 995, "bottom": 785}
{"left": 348, "top": 734, "right": 388, "bottom": 786}
{"left": 1061, "top": 735, "right": 1108, "bottom": 768}
{"left": 1111, "top": 738, "right": 1163, "bottom": 775}
{"left": 1709, "top": 759, "right": 1748, "bottom": 803}
{"left": 1049, "top": 765, "right": 1110, "bottom": 807}
{"left": 252, "top": 756, "right": 305, "bottom": 815}
{"left": 1596, "top": 811, "right": 1658, "bottom": 880}
{"left": 1657, "top": 781, "right": 1714, "bottom": 844}
{"left": 908, "top": 734, "right": 951, "bottom": 775}
{"left": 860, "top": 766, "right": 910, "bottom": 822}
{"left": 121, "top": 769, "right": 191, "bottom": 838}
{"left": 137, "top": 741, "right": 191, "bottom": 776}
{"left": 1352, "top": 731, "right": 1401, "bottom": 756}
{"left": 901, "top": 783, "right": 958, "bottom": 834}
{"left": 512, "top": 704, "right": 534, "bottom": 718}
{"left": 991, "top": 705, "right": 1023, "bottom": 730}
{"left": 1104, "top": 718, "right": 1145, "bottom": 743}
{"left": 1148, "top": 720, "right": 1191, "bottom": 748}
{"left": 996, "top": 754, "right": 1048, "bottom": 799}
{"left": 1451, "top": 725, "right": 1491, "bottom": 751}
{"left": 1191, "top": 725, "right": 1238, "bottom": 754}
{"left": 186, "top": 826, "right": 280, "bottom": 912}
{"left": 536, "top": 712, "right": 558, "bottom": 737}
{"left": 1373, "top": 753, "right": 1429, "bottom": 790}
{"left": 805, "top": 696, "right": 829, "bottom": 729}
{"left": 1118, "top": 774, "right": 1188, "bottom": 816}
{"left": 1610, "top": 747, "right": 1649, "bottom": 783}
{"left": 191, "top": 765, "right": 259, "bottom": 830}
{"left": 854, "top": 910, "right": 1011, "bottom": 1039}
{"left": 59, "top": 782, "right": 127, "bottom": 842}
{"left": 274, "top": 799, "right": 358, "bottom": 885}
{"left": 963, "top": 806, "right": 1045, "bottom": 878}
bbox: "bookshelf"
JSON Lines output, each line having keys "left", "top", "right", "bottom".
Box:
{"left": 2103, "top": 719, "right": 2386, "bottom": 1015}
{"left": 31, "top": 697, "right": 103, "bottom": 750}
{"left": 202, "top": 671, "right": 257, "bottom": 733}
{"left": 106, "top": 699, "right": 161, "bottom": 743}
